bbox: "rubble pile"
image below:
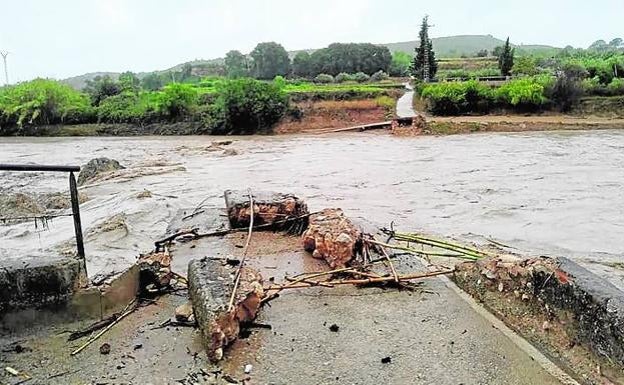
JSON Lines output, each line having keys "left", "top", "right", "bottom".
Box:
{"left": 302, "top": 208, "right": 363, "bottom": 268}
{"left": 224, "top": 190, "right": 309, "bottom": 229}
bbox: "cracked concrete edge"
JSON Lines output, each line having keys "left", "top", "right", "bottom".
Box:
{"left": 439, "top": 275, "right": 581, "bottom": 385}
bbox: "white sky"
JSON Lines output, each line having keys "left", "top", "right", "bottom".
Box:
{"left": 1, "top": 0, "right": 622, "bottom": 82}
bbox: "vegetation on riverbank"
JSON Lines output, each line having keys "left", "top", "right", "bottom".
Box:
{"left": 0, "top": 77, "right": 402, "bottom": 135}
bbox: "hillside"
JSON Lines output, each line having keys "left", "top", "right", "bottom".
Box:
{"left": 62, "top": 35, "right": 561, "bottom": 89}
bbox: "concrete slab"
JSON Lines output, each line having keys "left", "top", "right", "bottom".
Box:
{"left": 178, "top": 232, "right": 568, "bottom": 385}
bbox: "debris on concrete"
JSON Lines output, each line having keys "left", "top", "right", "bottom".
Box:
{"left": 454, "top": 255, "right": 624, "bottom": 382}
{"left": 224, "top": 190, "right": 309, "bottom": 230}
{"left": 244, "top": 364, "right": 253, "bottom": 374}
{"left": 391, "top": 114, "right": 426, "bottom": 136}
{"left": 175, "top": 302, "right": 194, "bottom": 323}
{"left": 137, "top": 250, "right": 173, "bottom": 291}
{"left": 188, "top": 257, "right": 263, "bottom": 362}
{"left": 77, "top": 157, "right": 125, "bottom": 185}
{"left": 99, "top": 342, "right": 111, "bottom": 355}
{"left": 302, "top": 208, "right": 363, "bottom": 268}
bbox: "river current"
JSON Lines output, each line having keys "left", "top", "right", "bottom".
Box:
{"left": 1, "top": 131, "right": 623, "bottom": 286}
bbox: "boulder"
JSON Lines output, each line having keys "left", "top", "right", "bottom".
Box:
{"left": 302, "top": 208, "right": 362, "bottom": 268}
{"left": 78, "top": 158, "right": 125, "bottom": 186}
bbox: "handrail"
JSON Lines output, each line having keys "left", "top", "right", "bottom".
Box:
{"left": 1, "top": 163, "right": 86, "bottom": 276}
{"left": 0, "top": 164, "right": 81, "bottom": 172}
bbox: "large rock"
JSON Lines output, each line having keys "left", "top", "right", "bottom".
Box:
{"left": 78, "top": 158, "right": 125, "bottom": 186}
{"left": 188, "top": 258, "right": 263, "bottom": 362}
{"left": 224, "top": 190, "right": 308, "bottom": 229}
{"left": 302, "top": 208, "right": 362, "bottom": 268}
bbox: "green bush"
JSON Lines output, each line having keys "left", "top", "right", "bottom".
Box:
{"left": 420, "top": 80, "right": 494, "bottom": 115}
{"left": 496, "top": 78, "right": 546, "bottom": 107}
{"left": 314, "top": 74, "right": 334, "bottom": 84}
{"left": 96, "top": 92, "right": 159, "bottom": 123}
{"left": 607, "top": 78, "right": 624, "bottom": 95}
{"left": 0, "top": 79, "right": 93, "bottom": 129}
{"left": 334, "top": 73, "right": 354, "bottom": 83}
{"left": 353, "top": 72, "right": 370, "bottom": 83}
{"left": 371, "top": 71, "right": 390, "bottom": 82}
{"left": 155, "top": 83, "right": 199, "bottom": 119}
{"left": 207, "top": 78, "right": 289, "bottom": 135}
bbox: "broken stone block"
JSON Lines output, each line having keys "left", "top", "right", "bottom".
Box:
{"left": 224, "top": 190, "right": 308, "bottom": 229}
{"left": 302, "top": 208, "right": 362, "bottom": 269}
{"left": 137, "top": 251, "right": 172, "bottom": 290}
{"left": 188, "top": 258, "right": 263, "bottom": 362}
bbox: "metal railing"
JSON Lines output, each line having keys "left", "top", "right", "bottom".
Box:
{"left": 0, "top": 164, "right": 85, "bottom": 271}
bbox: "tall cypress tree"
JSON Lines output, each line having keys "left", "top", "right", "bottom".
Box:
{"left": 412, "top": 16, "right": 437, "bottom": 81}
{"left": 498, "top": 37, "right": 515, "bottom": 76}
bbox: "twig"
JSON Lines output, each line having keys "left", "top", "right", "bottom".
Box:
{"left": 367, "top": 239, "right": 479, "bottom": 260}
{"left": 153, "top": 212, "right": 316, "bottom": 251}
{"left": 70, "top": 300, "right": 137, "bottom": 356}
{"left": 266, "top": 269, "right": 453, "bottom": 290}
{"left": 378, "top": 242, "right": 399, "bottom": 283}
{"left": 228, "top": 190, "right": 254, "bottom": 311}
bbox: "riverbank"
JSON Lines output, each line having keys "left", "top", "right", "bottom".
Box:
{"left": 5, "top": 112, "right": 624, "bottom": 137}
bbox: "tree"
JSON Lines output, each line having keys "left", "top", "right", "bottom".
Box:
{"left": 292, "top": 51, "right": 313, "bottom": 78}
{"left": 207, "top": 78, "right": 289, "bottom": 134}
{"left": 609, "top": 38, "right": 623, "bottom": 50}
{"left": 84, "top": 75, "right": 121, "bottom": 105}
{"left": 588, "top": 40, "right": 608, "bottom": 52}
{"left": 476, "top": 49, "right": 489, "bottom": 57}
{"left": 512, "top": 56, "right": 538, "bottom": 76}
{"left": 308, "top": 43, "right": 392, "bottom": 76}
{"left": 119, "top": 71, "right": 140, "bottom": 93}
{"left": 250, "top": 42, "right": 291, "bottom": 80}
{"left": 389, "top": 51, "right": 412, "bottom": 77}
{"left": 498, "top": 37, "right": 515, "bottom": 76}
{"left": 141, "top": 73, "right": 164, "bottom": 91}
{"left": 224, "top": 50, "right": 249, "bottom": 78}
{"left": 492, "top": 46, "right": 504, "bottom": 57}
{"left": 411, "top": 16, "right": 437, "bottom": 81}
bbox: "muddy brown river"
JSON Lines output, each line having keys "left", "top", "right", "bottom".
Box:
{"left": 1, "top": 130, "right": 623, "bottom": 287}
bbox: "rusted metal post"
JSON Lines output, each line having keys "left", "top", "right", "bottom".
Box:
{"left": 69, "top": 171, "right": 86, "bottom": 269}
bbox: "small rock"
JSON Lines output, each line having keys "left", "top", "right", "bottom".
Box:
{"left": 244, "top": 364, "right": 253, "bottom": 374}
{"left": 133, "top": 343, "right": 143, "bottom": 350}
{"left": 175, "top": 302, "right": 194, "bottom": 322}
{"left": 522, "top": 293, "right": 530, "bottom": 301}
{"left": 498, "top": 282, "right": 504, "bottom": 292}
{"left": 542, "top": 321, "right": 551, "bottom": 331}
{"left": 329, "top": 324, "right": 339, "bottom": 332}
{"left": 381, "top": 356, "right": 392, "bottom": 364}
{"left": 100, "top": 343, "right": 111, "bottom": 355}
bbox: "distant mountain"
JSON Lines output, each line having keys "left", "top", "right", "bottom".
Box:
{"left": 62, "top": 35, "right": 561, "bottom": 89}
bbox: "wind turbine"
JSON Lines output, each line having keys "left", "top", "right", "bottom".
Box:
{"left": 0, "top": 50, "right": 9, "bottom": 85}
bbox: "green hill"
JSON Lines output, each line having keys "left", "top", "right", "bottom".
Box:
{"left": 62, "top": 35, "right": 561, "bottom": 89}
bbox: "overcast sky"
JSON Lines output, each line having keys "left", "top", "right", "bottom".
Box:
{"left": 1, "top": 0, "right": 622, "bottom": 82}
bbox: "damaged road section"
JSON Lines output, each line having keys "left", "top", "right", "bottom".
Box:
{"left": 454, "top": 255, "right": 624, "bottom": 383}
{"left": 188, "top": 258, "right": 263, "bottom": 362}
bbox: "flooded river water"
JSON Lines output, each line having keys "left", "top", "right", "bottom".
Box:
{"left": 1, "top": 130, "right": 623, "bottom": 287}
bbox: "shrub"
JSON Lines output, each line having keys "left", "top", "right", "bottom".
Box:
{"left": 207, "top": 78, "right": 289, "bottom": 135}
{"left": 496, "top": 78, "right": 546, "bottom": 108}
{"left": 97, "top": 92, "right": 159, "bottom": 123}
{"left": 155, "top": 83, "right": 199, "bottom": 119}
{"left": 334, "top": 73, "right": 354, "bottom": 83}
{"left": 273, "top": 75, "right": 287, "bottom": 89}
{"left": 314, "top": 74, "right": 334, "bottom": 84}
{"left": 607, "top": 78, "right": 624, "bottom": 95}
{"left": 420, "top": 80, "right": 494, "bottom": 115}
{"left": 353, "top": 72, "right": 370, "bottom": 83}
{"left": 371, "top": 70, "right": 390, "bottom": 82}
{"left": 0, "top": 78, "right": 93, "bottom": 129}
